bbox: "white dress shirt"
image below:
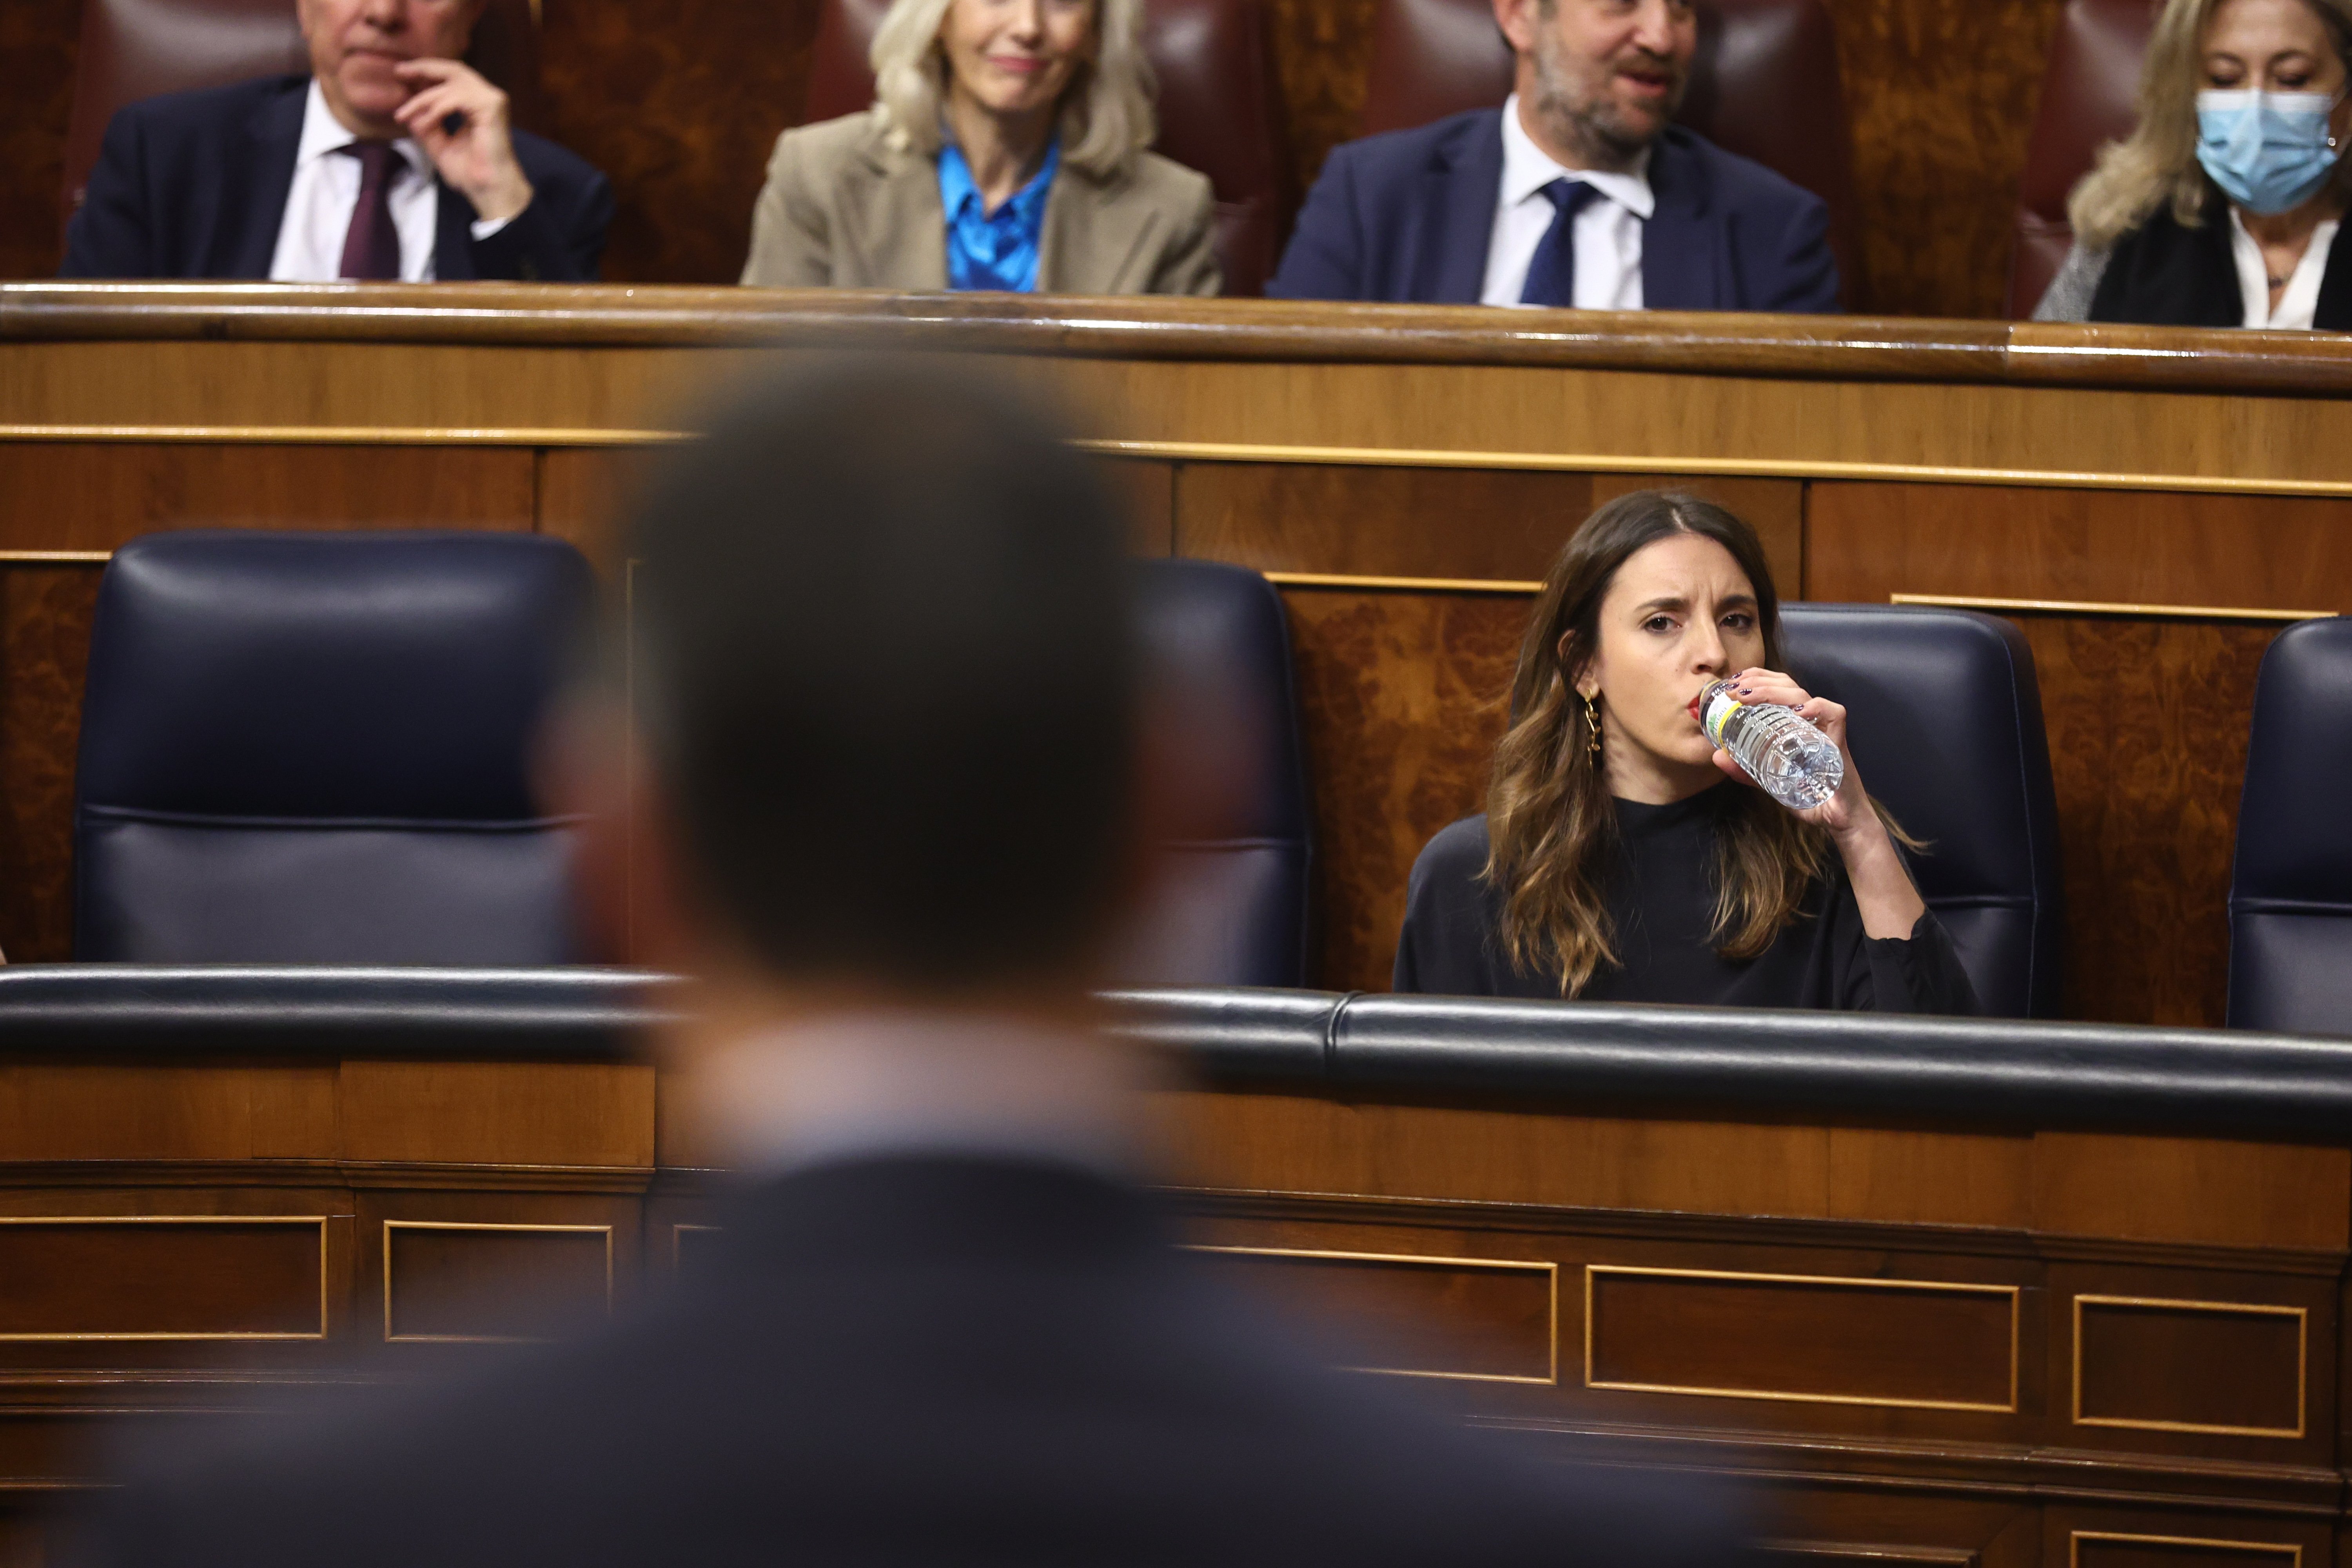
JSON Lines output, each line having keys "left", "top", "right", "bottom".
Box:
{"left": 1480, "top": 93, "right": 1654, "bottom": 310}
{"left": 267, "top": 79, "right": 509, "bottom": 282}
{"left": 2229, "top": 208, "right": 2340, "bottom": 330}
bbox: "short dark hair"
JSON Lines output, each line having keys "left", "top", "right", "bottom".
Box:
{"left": 624, "top": 357, "right": 1137, "bottom": 990}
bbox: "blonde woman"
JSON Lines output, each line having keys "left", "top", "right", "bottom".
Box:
{"left": 1394, "top": 491, "right": 1976, "bottom": 1013}
{"left": 2038, "top": 0, "right": 2352, "bottom": 328}
{"left": 741, "top": 0, "right": 1219, "bottom": 294}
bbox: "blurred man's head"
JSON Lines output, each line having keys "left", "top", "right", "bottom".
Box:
{"left": 299, "top": 0, "right": 486, "bottom": 136}
{"left": 1495, "top": 0, "right": 1697, "bottom": 173}
{"left": 603, "top": 358, "right": 1140, "bottom": 1000}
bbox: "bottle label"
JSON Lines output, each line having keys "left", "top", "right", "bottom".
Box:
{"left": 1702, "top": 688, "right": 1742, "bottom": 747}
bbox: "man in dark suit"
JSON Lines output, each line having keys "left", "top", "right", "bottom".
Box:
{"left": 1270, "top": 0, "right": 1838, "bottom": 312}
{"left": 79, "top": 360, "right": 1754, "bottom": 1567}
{"left": 63, "top": 0, "right": 610, "bottom": 281}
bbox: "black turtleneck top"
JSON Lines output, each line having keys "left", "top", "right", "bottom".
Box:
{"left": 1392, "top": 784, "right": 1978, "bottom": 1014}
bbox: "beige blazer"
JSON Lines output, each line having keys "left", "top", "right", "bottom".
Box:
{"left": 740, "top": 111, "right": 1221, "bottom": 296}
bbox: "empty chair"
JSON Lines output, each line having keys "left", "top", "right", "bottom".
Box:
{"left": 73, "top": 531, "right": 592, "bottom": 965}
{"left": 60, "top": 0, "right": 546, "bottom": 236}
{"left": 1126, "top": 560, "right": 1312, "bottom": 987}
{"left": 799, "top": 0, "right": 1293, "bottom": 296}
{"left": 2228, "top": 617, "right": 2352, "bottom": 1036}
{"left": 2006, "top": 0, "right": 2154, "bottom": 319}
{"left": 1781, "top": 604, "right": 2064, "bottom": 1018}
{"left": 1354, "top": 0, "right": 1866, "bottom": 305}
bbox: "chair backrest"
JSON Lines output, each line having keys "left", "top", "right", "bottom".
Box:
{"left": 2007, "top": 0, "right": 2155, "bottom": 318}
{"left": 1355, "top": 0, "right": 1865, "bottom": 306}
{"left": 2227, "top": 617, "right": 2352, "bottom": 1036}
{"left": 1780, "top": 604, "right": 2064, "bottom": 1018}
{"left": 1123, "top": 559, "right": 1312, "bottom": 987}
{"left": 801, "top": 0, "right": 1293, "bottom": 296}
{"left": 73, "top": 530, "right": 592, "bottom": 965}
{"left": 60, "top": 0, "right": 545, "bottom": 236}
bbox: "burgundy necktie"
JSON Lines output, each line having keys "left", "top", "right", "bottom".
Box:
{"left": 336, "top": 142, "right": 404, "bottom": 281}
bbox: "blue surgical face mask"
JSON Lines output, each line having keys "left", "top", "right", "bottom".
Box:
{"left": 2196, "top": 88, "right": 2344, "bottom": 214}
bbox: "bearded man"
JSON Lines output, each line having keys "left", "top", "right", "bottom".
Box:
{"left": 1268, "top": 0, "right": 1839, "bottom": 312}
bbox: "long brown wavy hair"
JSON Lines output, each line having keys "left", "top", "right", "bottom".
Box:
{"left": 1484, "top": 491, "right": 1835, "bottom": 996}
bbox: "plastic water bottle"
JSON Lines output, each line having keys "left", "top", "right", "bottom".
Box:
{"left": 1699, "top": 679, "right": 1844, "bottom": 812}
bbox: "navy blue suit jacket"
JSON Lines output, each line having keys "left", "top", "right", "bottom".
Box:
{"left": 1269, "top": 109, "right": 1839, "bottom": 312}
{"left": 62, "top": 74, "right": 613, "bottom": 282}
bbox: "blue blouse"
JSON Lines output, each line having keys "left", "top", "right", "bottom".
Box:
{"left": 936, "top": 140, "right": 1060, "bottom": 293}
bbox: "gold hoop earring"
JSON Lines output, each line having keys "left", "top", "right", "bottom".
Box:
{"left": 1583, "top": 692, "right": 1602, "bottom": 759}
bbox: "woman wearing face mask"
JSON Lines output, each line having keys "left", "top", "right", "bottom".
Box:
{"left": 740, "top": 0, "right": 1219, "bottom": 294}
{"left": 1392, "top": 491, "right": 1978, "bottom": 1013}
{"left": 2037, "top": 0, "right": 2352, "bottom": 328}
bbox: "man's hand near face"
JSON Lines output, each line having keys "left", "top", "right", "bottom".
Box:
{"left": 391, "top": 57, "right": 534, "bottom": 223}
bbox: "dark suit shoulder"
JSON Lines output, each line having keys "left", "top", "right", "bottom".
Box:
{"left": 1655, "top": 125, "right": 1826, "bottom": 220}
{"left": 1321, "top": 107, "right": 1499, "bottom": 181}
{"left": 107, "top": 73, "right": 307, "bottom": 140}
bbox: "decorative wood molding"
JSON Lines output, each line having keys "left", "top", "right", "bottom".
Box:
{"left": 1265, "top": 570, "right": 1546, "bottom": 594}
{"left": 1189, "top": 1244, "right": 1559, "bottom": 1384}
{"left": 1893, "top": 594, "right": 2335, "bottom": 624}
{"left": 381, "top": 1219, "right": 615, "bottom": 1344}
{"left": 12, "top": 284, "right": 2352, "bottom": 396}
{"left": 0, "top": 1215, "right": 329, "bottom": 1342}
{"left": 1583, "top": 1264, "right": 2021, "bottom": 1414}
{"left": 2072, "top": 1294, "right": 2309, "bottom": 1439}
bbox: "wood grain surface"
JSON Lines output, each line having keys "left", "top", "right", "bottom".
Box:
{"left": 0, "top": 0, "right": 2092, "bottom": 319}
{"left": 2, "top": 1053, "right": 2351, "bottom": 1557}
{"left": 1282, "top": 588, "right": 1522, "bottom": 992}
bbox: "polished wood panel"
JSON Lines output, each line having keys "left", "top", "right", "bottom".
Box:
{"left": 1160, "top": 1089, "right": 1840, "bottom": 1216}
{"left": 1586, "top": 1268, "right": 2017, "bottom": 1412}
{"left": 1280, "top": 589, "right": 1520, "bottom": 991}
{"left": 1197, "top": 1246, "right": 1556, "bottom": 1381}
{"left": 2070, "top": 1533, "right": 2307, "bottom": 1568}
{"left": 4, "top": 1053, "right": 2352, "bottom": 1555}
{"left": 2075, "top": 1297, "right": 2306, "bottom": 1438}
{"left": 0, "top": 564, "right": 98, "bottom": 964}
{"left": 0, "top": 1064, "right": 339, "bottom": 1161}
{"left": 0, "top": 1218, "right": 323, "bottom": 1338}
{"left": 0, "top": 442, "right": 537, "bottom": 550}
{"left": 2032, "top": 1135, "right": 2351, "bottom": 1253}
{"left": 1805, "top": 483, "right": 2352, "bottom": 613}
{"left": 1178, "top": 463, "right": 1593, "bottom": 580}
{"left": 539, "top": 446, "right": 652, "bottom": 574}
{"left": 338, "top": 1062, "right": 657, "bottom": 1170}
{"left": 382, "top": 1220, "right": 612, "bottom": 1342}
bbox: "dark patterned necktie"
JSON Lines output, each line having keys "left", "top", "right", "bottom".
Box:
{"left": 336, "top": 142, "right": 404, "bottom": 281}
{"left": 1519, "top": 178, "right": 1600, "bottom": 308}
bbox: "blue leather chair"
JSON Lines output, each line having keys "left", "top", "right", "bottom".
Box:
{"left": 1781, "top": 604, "right": 2063, "bottom": 1018}
{"left": 1130, "top": 560, "right": 1312, "bottom": 987}
{"left": 73, "top": 531, "right": 593, "bottom": 964}
{"left": 2228, "top": 617, "right": 2352, "bottom": 1036}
